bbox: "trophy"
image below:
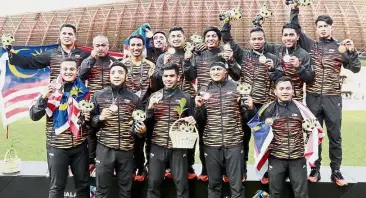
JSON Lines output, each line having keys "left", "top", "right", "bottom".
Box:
{"left": 237, "top": 82, "right": 252, "bottom": 110}
{"left": 285, "top": 0, "right": 312, "bottom": 7}
{"left": 252, "top": 3, "right": 273, "bottom": 27}
{"left": 219, "top": 7, "right": 243, "bottom": 23}
{"left": 78, "top": 100, "right": 94, "bottom": 125}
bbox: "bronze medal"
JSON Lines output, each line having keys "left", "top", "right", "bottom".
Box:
{"left": 55, "top": 83, "right": 62, "bottom": 90}
{"left": 259, "top": 55, "right": 267, "bottom": 64}
{"left": 265, "top": 118, "right": 274, "bottom": 126}
{"left": 338, "top": 45, "right": 346, "bottom": 53}
{"left": 167, "top": 47, "right": 176, "bottom": 54}
{"left": 109, "top": 104, "right": 118, "bottom": 112}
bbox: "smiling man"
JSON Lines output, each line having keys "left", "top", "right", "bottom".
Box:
{"left": 290, "top": 5, "right": 361, "bottom": 186}
{"left": 257, "top": 76, "right": 313, "bottom": 198}
{"left": 147, "top": 31, "right": 168, "bottom": 63}
{"left": 29, "top": 58, "right": 90, "bottom": 198}
{"left": 121, "top": 34, "right": 157, "bottom": 182}
{"left": 264, "top": 23, "right": 314, "bottom": 101}
{"left": 146, "top": 63, "right": 195, "bottom": 198}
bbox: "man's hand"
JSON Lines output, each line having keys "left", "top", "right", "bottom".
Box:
{"left": 289, "top": 56, "right": 300, "bottom": 68}
{"left": 134, "top": 121, "right": 146, "bottom": 135}
{"left": 163, "top": 53, "right": 172, "bottom": 64}
{"left": 244, "top": 96, "right": 254, "bottom": 110}
{"left": 265, "top": 59, "right": 274, "bottom": 71}
{"left": 341, "top": 39, "right": 355, "bottom": 52}
{"left": 195, "top": 95, "right": 204, "bottom": 108}
{"left": 222, "top": 48, "right": 233, "bottom": 61}
{"left": 148, "top": 98, "right": 158, "bottom": 110}
{"left": 91, "top": 50, "right": 99, "bottom": 59}
{"left": 196, "top": 43, "right": 207, "bottom": 52}
{"left": 183, "top": 116, "right": 196, "bottom": 125}
{"left": 184, "top": 51, "right": 193, "bottom": 60}
{"left": 84, "top": 112, "right": 90, "bottom": 121}
{"left": 100, "top": 108, "right": 113, "bottom": 121}
{"left": 42, "top": 84, "right": 55, "bottom": 99}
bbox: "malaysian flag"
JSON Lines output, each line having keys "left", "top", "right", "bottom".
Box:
{"left": 248, "top": 101, "right": 324, "bottom": 179}
{"left": 0, "top": 44, "right": 58, "bottom": 128}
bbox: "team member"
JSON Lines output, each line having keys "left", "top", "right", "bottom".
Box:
{"left": 290, "top": 5, "right": 361, "bottom": 186}
{"left": 91, "top": 62, "right": 146, "bottom": 197}
{"left": 30, "top": 58, "right": 90, "bottom": 198}
{"left": 146, "top": 63, "right": 195, "bottom": 198}
{"left": 195, "top": 59, "right": 256, "bottom": 198}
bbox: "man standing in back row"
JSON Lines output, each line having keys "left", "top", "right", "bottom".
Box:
{"left": 290, "top": 4, "right": 361, "bottom": 186}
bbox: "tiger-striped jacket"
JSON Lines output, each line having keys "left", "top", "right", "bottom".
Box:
{"left": 290, "top": 7, "right": 361, "bottom": 96}
{"left": 194, "top": 80, "right": 256, "bottom": 147}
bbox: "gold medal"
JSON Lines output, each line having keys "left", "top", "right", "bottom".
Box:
{"left": 283, "top": 54, "right": 291, "bottom": 63}
{"left": 259, "top": 55, "right": 267, "bottom": 64}
{"left": 338, "top": 45, "right": 346, "bottom": 53}
{"left": 109, "top": 104, "right": 118, "bottom": 112}
{"left": 265, "top": 118, "right": 274, "bottom": 125}
{"left": 167, "top": 47, "right": 176, "bottom": 54}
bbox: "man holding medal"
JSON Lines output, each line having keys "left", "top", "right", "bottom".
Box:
{"left": 221, "top": 21, "right": 283, "bottom": 183}
{"left": 290, "top": 4, "right": 361, "bottom": 186}
{"left": 121, "top": 34, "right": 157, "bottom": 181}
{"left": 146, "top": 63, "right": 196, "bottom": 198}
{"left": 263, "top": 23, "right": 314, "bottom": 101}
{"left": 79, "top": 35, "right": 118, "bottom": 173}
{"left": 91, "top": 61, "right": 146, "bottom": 198}
{"left": 30, "top": 58, "right": 90, "bottom": 198}
{"left": 194, "top": 58, "right": 256, "bottom": 198}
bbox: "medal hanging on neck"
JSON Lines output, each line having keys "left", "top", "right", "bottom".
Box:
{"left": 258, "top": 54, "right": 267, "bottom": 64}
{"left": 109, "top": 92, "right": 119, "bottom": 112}
{"left": 338, "top": 45, "right": 346, "bottom": 53}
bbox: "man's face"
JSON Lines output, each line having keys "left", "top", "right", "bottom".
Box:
{"left": 210, "top": 66, "right": 227, "bottom": 82}
{"left": 316, "top": 21, "right": 332, "bottom": 39}
{"left": 129, "top": 38, "right": 144, "bottom": 57}
{"left": 274, "top": 81, "right": 294, "bottom": 102}
{"left": 59, "top": 27, "right": 76, "bottom": 47}
{"left": 153, "top": 33, "right": 167, "bottom": 49}
{"left": 249, "top": 31, "right": 265, "bottom": 50}
{"left": 205, "top": 31, "right": 220, "bottom": 49}
{"left": 110, "top": 66, "right": 127, "bottom": 86}
{"left": 93, "top": 37, "right": 109, "bottom": 57}
{"left": 168, "top": 30, "right": 185, "bottom": 48}
{"left": 60, "top": 61, "right": 77, "bottom": 82}
{"left": 162, "top": 69, "right": 179, "bottom": 89}
{"left": 282, "top": 28, "right": 299, "bottom": 48}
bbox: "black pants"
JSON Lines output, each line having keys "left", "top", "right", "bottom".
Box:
{"left": 48, "top": 142, "right": 89, "bottom": 198}
{"left": 268, "top": 156, "right": 308, "bottom": 198}
{"left": 95, "top": 143, "right": 134, "bottom": 198}
{"left": 134, "top": 137, "right": 145, "bottom": 172}
{"left": 205, "top": 145, "right": 245, "bottom": 198}
{"left": 88, "top": 127, "right": 97, "bottom": 164}
{"left": 147, "top": 144, "right": 189, "bottom": 198}
{"left": 306, "top": 94, "right": 342, "bottom": 171}
{"left": 197, "top": 121, "right": 207, "bottom": 175}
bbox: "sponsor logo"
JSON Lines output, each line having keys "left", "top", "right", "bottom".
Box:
{"left": 64, "top": 192, "right": 76, "bottom": 198}
{"left": 329, "top": 49, "right": 335, "bottom": 52}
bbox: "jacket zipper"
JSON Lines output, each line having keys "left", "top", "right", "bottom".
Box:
{"left": 219, "top": 84, "right": 224, "bottom": 147}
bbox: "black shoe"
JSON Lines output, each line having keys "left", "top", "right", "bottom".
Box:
{"left": 331, "top": 170, "right": 348, "bottom": 186}
{"left": 308, "top": 168, "right": 321, "bottom": 182}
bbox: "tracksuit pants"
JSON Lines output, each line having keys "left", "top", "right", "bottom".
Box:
{"left": 48, "top": 142, "right": 89, "bottom": 198}
{"left": 205, "top": 145, "right": 245, "bottom": 198}
{"left": 95, "top": 143, "right": 134, "bottom": 198}
{"left": 147, "top": 144, "right": 189, "bottom": 198}
{"left": 268, "top": 156, "right": 308, "bottom": 198}
{"left": 306, "top": 93, "right": 342, "bottom": 171}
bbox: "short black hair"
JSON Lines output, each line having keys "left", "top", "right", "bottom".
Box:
{"left": 59, "top": 24, "right": 76, "bottom": 34}
{"left": 153, "top": 31, "right": 167, "bottom": 39}
{"left": 203, "top": 26, "right": 222, "bottom": 40}
{"left": 315, "top": 15, "right": 333, "bottom": 26}
{"left": 250, "top": 26, "right": 266, "bottom": 37}
{"left": 109, "top": 61, "right": 128, "bottom": 74}
{"left": 275, "top": 76, "right": 293, "bottom": 88}
{"left": 162, "top": 63, "right": 180, "bottom": 75}
{"left": 169, "top": 26, "right": 184, "bottom": 34}
{"left": 282, "top": 23, "right": 302, "bottom": 35}
{"left": 128, "top": 34, "right": 145, "bottom": 45}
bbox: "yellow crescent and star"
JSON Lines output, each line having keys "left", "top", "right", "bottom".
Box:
{"left": 7, "top": 48, "right": 44, "bottom": 78}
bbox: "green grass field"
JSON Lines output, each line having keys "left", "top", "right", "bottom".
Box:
{"left": 1, "top": 111, "right": 366, "bottom": 166}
